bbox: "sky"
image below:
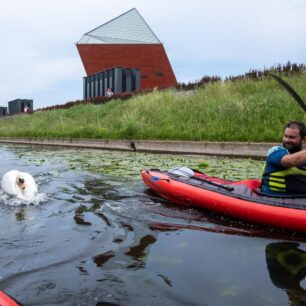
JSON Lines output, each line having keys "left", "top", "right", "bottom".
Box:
{"left": 0, "top": 0, "right": 305, "bottom": 109}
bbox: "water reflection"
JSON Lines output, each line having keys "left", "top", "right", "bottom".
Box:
{"left": 125, "top": 234, "right": 157, "bottom": 270}
{"left": 93, "top": 251, "right": 116, "bottom": 267}
{"left": 266, "top": 242, "right": 306, "bottom": 306}
{"left": 15, "top": 207, "right": 26, "bottom": 221}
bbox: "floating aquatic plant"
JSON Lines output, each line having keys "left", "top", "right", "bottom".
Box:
{"left": 11, "top": 145, "right": 263, "bottom": 181}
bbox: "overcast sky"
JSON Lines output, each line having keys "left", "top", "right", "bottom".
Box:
{"left": 0, "top": 0, "right": 305, "bottom": 109}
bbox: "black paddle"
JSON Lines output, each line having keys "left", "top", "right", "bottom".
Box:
{"left": 187, "top": 173, "right": 234, "bottom": 191}
{"left": 168, "top": 167, "right": 234, "bottom": 191}
{"left": 270, "top": 73, "right": 306, "bottom": 113}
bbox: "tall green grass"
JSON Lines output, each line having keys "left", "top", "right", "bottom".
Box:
{"left": 0, "top": 74, "right": 305, "bottom": 142}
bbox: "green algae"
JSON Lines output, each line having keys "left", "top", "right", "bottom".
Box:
{"left": 16, "top": 145, "right": 263, "bottom": 180}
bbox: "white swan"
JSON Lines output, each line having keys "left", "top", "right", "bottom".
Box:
{"left": 1, "top": 170, "right": 38, "bottom": 201}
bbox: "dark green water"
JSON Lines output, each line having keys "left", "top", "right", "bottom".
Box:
{"left": 0, "top": 144, "right": 305, "bottom": 306}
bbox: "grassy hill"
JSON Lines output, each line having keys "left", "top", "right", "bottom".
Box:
{"left": 0, "top": 72, "right": 306, "bottom": 142}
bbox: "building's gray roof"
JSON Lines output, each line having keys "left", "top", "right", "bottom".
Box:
{"left": 78, "top": 8, "right": 161, "bottom": 44}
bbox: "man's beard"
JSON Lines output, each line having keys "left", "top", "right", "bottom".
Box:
{"left": 283, "top": 141, "right": 303, "bottom": 154}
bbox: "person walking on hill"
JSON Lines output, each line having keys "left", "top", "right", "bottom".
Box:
{"left": 106, "top": 88, "right": 114, "bottom": 97}
{"left": 23, "top": 105, "right": 30, "bottom": 113}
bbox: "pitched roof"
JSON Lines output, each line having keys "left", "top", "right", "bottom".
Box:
{"left": 78, "top": 8, "right": 161, "bottom": 44}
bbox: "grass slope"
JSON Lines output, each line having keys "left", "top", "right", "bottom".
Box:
{"left": 0, "top": 74, "right": 305, "bottom": 142}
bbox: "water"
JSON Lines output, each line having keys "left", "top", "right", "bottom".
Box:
{"left": 0, "top": 144, "right": 305, "bottom": 306}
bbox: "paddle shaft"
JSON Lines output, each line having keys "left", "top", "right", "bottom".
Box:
{"left": 168, "top": 168, "right": 235, "bottom": 192}
{"left": 189, "top": 174, "right": 234, "bottom": 191}
{"left": 270, "top": 73, "right": 306, "bottom": 113}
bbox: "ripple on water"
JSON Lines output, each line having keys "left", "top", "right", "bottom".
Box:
{"left": 0, "top": 190, "right": 49, "bottom": 207}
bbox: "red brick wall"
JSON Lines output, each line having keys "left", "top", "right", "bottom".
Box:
{"left": 76, "top": 44, "right": 177, "bottom": 89}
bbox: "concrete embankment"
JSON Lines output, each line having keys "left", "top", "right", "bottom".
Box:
{"left": 0, "top": 137, "right": 276, "bottom": 159}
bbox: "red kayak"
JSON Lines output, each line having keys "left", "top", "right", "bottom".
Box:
{"left": 0, "top": 291, "right": 20, "bottom": 306}
{"left": 141, "top": 167, "right": 306, "bottom": 233}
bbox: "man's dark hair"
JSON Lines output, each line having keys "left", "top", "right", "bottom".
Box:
{"left": 285, "top": 121, "right": 306, "bottom": 137}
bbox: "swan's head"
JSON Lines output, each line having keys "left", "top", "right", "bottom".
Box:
{"left": 17, "top": 176, "right": 26, "bottom": 190}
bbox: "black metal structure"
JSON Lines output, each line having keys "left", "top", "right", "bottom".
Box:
{"left": 0, "top": 107, "right": 7, "bottom": 117}
{"left": 83, "top": 67, "right": 141, "bottom": 99}
{"left": 8, "top": 99, "right": 33, "bottom": 115}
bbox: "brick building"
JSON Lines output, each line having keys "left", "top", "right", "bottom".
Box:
{"left": 76, "top": 8, "right": 177, "bottom": 95}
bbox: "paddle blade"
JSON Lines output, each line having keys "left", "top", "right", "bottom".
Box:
{"left": 270, "top": 73, "right": 306, "bottom": 113}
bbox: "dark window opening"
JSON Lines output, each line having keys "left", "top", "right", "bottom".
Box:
{"left": 122, "top": 70, "right": 127, "bottom": 92}
{"left": 131, "top": 71, "right": 137, "bottom": 91}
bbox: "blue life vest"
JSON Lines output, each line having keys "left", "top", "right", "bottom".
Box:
{"left": 260, "top": 146, "right": 306, "bottom": 196}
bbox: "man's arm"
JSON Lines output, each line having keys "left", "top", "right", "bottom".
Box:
{"left": 281, "top": 150, "right": 306, "bottom": 167}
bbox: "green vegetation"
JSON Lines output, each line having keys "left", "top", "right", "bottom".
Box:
{"left": 21, "top": 147, "right": 263, "bottom": 180}
{"left": 0, "top": 73, "right": 306, "bottom": 142}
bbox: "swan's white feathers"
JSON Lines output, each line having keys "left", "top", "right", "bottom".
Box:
{"left": 1, "top": 170, "right": 38, "bottom": 201}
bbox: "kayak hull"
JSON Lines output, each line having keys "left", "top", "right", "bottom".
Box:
{"left": 141, "top": 169, "right": 306, "bottom": 233}
{"left": 0, "top": 291, "right": 20, "bottom": 306}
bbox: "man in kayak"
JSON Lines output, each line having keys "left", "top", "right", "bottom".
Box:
{"left": 260, "top": 121, "right": 306, "bottom": 196}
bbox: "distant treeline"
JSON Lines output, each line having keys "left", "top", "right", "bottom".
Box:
{"left": 225, "top": 62, "right": 306, "bottom": 82}
{"left": 36, "top": 62, "right": 305, "bottom": 112}
{"left": 176, "top": 62, "right": 306, "bottom": 90}
{"left": 36, "top": 92, "right": 138, "bottom": 112}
